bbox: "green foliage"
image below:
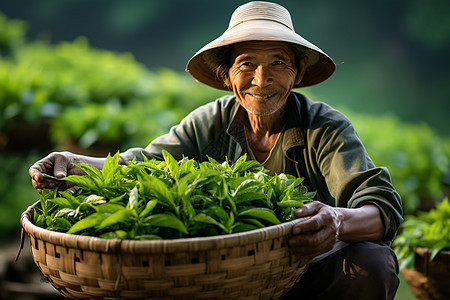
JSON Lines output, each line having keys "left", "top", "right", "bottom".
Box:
{"left": 0, "top": 36, "right": 150, "bottom": 131}
{"left": 393, "top": 197, "right": 450, "bottom": 270}
{"left": 50, "top": 69, "right": 226, "bottom": 150}
{"left": 0, "top": 152, "right": 42, "bottom": 243}
{"left": 346, "top": 111, "right": 450, "bottom": 213}
{"left": 34, "top": 152, "right": 314, "bottom": 239}
{"left": 0, "top": 12, "right": 26, "bottom": 56}
{"left": 0, "top": 11, "right": 225, "bottom": 150}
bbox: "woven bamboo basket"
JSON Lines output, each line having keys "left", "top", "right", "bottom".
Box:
{"left": 19, "top": 201, "right": 311, "bottom": 300}
{"left": 401, "top": 247, "right": 450, "bottom": 300}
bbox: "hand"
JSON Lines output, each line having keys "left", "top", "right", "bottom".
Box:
{"left": 288, "top": 201, "right": 344, "bottom": 258}
{"left": 29, "top": 152, "right": 84, "bottom": 193}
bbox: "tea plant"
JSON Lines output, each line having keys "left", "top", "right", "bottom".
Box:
{"left": 34, "top": 151, "right": 315, "bottom": 240}
{"left": 394, "top": 197, "right": 450, "bottom": 269}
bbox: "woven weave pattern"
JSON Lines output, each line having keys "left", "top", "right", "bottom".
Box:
{"left": 22, "top": 202, "right": 310, "bottom": 299}
{"left": 402, "top": 248, "right": 450, "bottom": 300}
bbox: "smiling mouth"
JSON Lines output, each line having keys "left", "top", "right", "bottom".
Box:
{"left": 248, "top": 93, "right": 277, "bottom": 100}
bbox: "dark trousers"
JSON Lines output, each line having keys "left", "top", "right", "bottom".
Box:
{"left": 282, "top": 241, "right": 400, "bottom": 300}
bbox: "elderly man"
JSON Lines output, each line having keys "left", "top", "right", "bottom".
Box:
{"left": 29, "top": 2, "right": 403, "bottom": 299}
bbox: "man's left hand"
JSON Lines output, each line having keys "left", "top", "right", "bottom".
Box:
{"left": 288, "top": 201, "right": 344, "bottom": 258}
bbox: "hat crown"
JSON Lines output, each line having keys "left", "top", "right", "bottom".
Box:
{"left": 228, "top": 1, "right": 294, "bottom": 32}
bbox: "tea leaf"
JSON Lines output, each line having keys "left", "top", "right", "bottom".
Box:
{"left": 143, "top": 213, "right": 188, "bottom": 235}
{"left": 71, "top": 163, "right": 104, "bottom": 185}
{"left": 237, "top": 208, "right": 281, "bottom": 225}
{"left": 162, "top": 150, "right": 180, "bottom": 181}
{"left": 101, "top": 151, "right": 121, "bottom": 185}
{"left": 277, "top": 200, "right": 305, "bottom": 208}
{"left": 94, "top": 203, "right": 126, "bottom": 214}
{"left": 98, "top": 208, "right": 135, "bottom": 230}
{"left": 50, "top": 197, "right": 75, "bottom": 209}
{"left": 128, "top": 185, "right": 139, "bottom": 210}
{"left": 63, "top": 175, "right": 98, "bottom": 190}
{"left": 139, "top": 199, "right": 158, "bottom": 218}
{"left": 193, "top": 214, "right": 228, "bottom": 233}
{"left": 67, "top": 213, "right": 108, "bottom": 234}
{"left": 231, "top": 222, "right": 258, "bottom": 233}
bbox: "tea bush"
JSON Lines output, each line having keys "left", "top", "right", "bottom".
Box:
{"left": 50, "top": 68, "right": 226, "bottom": 152}
{"left": 345, "top": 110, "right": 450, "bottom": 213}
{"left": 0, "top": 36, "right": 151, "bottom": 132}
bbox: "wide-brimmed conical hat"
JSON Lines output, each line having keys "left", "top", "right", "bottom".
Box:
{"left": 186, "top": 1, "right": 336, "bottom": 91}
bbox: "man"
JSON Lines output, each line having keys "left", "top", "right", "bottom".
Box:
{"left": 29, "top": 2, "right": 403, "bottom": 299}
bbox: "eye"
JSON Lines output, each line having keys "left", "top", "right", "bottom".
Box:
{"left": 272, "top": 61, "right": 286, "bottom": 67}
{"left": 239, "top": 62, "right": 255, "bottom": 70}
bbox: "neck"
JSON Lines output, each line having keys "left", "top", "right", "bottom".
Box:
{"left": 246, "top": 109, "right": 285, "bottom": 137}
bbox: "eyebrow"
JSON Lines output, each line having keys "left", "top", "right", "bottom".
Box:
{"left": 272, "top": 53, "right": 289, "bottom": 61}
{"left": 234, "top": 55, "right": 255, "bottom": 64}
{"left": 234, "top": 53, "right": 290, "bottom": 64}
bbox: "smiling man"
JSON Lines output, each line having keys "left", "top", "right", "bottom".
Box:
{"left": 228, "top": 41, "right": 301, "bottom": 164}
{"left": 29, "top": 2, "right": 403, "bottom": 299}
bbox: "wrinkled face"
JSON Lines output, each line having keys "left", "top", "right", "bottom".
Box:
{"left": 228, "top": 41, "right": 303, "bottom": 116}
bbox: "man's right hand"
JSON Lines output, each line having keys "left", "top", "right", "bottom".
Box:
{"left": 29, "top": 152, "right": 84, "bottom": 193}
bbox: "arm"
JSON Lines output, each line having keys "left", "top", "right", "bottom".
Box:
{"left": 303, "top": 102, "right": 403, "bottom": 243}
{"left": 287, "top": 99, "right": 402, "bottom": 258}
{"left": 335, "top": 204, "right": 384, "bottom": 242}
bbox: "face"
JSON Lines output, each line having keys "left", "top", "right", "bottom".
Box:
{"left": 228, "top": 41, "right": 305, "bottom": 117}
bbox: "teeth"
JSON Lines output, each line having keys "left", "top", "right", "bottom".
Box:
{"left": 252, "top": 94, "right": 272, "bottom": 99}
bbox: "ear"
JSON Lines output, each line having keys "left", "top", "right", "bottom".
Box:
{"left": 295, "top": 57, "right": 308, "bottom": 86}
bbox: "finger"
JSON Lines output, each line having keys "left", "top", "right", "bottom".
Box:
{"left": 32, "top": 178, "right": 58, "bottom": 190}
{"left": 294, "top": 201, "right": 323, "bottom": 218}
{"left": 292, "top": 213, "right": 325, "bottom": 234}
{"left": 53, "top": 154, "right": 68, "bottom": 178}
{"left": 288, "top": 231, "right": 337, "bottom": 257}
{"left": 290, "top": 236, "right": 336, "bottom": 258}
{"left": 29, "top": 166, "right": 44, "bottom": 183}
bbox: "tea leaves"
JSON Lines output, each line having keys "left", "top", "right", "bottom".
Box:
{"left": 394, "top": 197, "right": 450, "bottom": 269}
{"left": 34, "top": 151, "right": 314, "bottom": 239}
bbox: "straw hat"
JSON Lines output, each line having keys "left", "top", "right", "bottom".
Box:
{"left": 186, "top": 1, "right": 336, "bottom": 91}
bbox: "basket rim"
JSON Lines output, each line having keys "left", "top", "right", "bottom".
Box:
{"left": 21, "top": 200, "right": 307, "bottom": 254}
{"left": 414, "top": 247, "right": 450, "bottom": 257}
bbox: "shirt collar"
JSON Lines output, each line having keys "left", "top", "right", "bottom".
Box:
{"left": 226, "top": 92, "right": 305, "bottom": 154}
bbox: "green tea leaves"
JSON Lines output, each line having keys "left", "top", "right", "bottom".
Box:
{"left": 237, "top": 208, "right": 281, "bottom": 225}
{"left": 35, "top": 151, "right": 314, "bottom": 239}
{"left": 143, "top": 213, "right": 188, "bottom": 235}
{"left": 98, "top": 208, "right": 135, "bottom": 230}
{"left": 67, "top": 213, "right": 108, "bottom": 234}
{"left": 394, "top": 197, "right": 450, "bottom": 269}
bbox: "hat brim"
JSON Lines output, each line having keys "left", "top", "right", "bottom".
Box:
{"left": 186, "top": 20, "right": 336, "bottom": 91}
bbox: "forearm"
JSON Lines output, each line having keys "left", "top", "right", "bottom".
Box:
{"left": 335, "top": 204, "right": 384, "bottom": 242}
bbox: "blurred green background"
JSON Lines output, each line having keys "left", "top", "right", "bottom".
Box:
{"left": 0, "top": 0, "right": 449, "bottom": 299}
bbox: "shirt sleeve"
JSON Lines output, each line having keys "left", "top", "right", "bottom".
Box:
{"left": 307, "top": 104, "right": 403, "bottom": 244}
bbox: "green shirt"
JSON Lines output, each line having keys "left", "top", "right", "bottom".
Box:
{"left": 120, "top": 92, "right": 403, "bottom": 244}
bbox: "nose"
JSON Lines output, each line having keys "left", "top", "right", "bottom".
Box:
{"left": 251, "top": 65, "right": 272, "bottom": 87}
